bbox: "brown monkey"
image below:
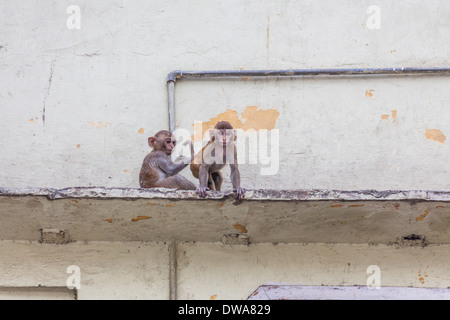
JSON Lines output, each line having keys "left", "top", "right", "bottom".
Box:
{"left": 139, "top": 130, "right": 196, "bottom": 190}
{"left": 190, "top": 121, "right": 245, "bottom": 199}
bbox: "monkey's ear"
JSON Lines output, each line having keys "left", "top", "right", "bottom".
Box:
{"left": 148, "top": 137, "right": 156, "bottom": 148}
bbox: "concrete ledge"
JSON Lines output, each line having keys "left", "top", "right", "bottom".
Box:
{"left": 2, "top": 187, "right": 450, "bottom": 201}
{"left": 1, "top": 187, "right": 450, "bottom": 244}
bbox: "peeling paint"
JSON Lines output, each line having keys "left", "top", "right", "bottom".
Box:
{"left": 131, "top": 216, "right": 151, "bottom": 222}
{"left": 365, "top": 89, "right": 374, "bottom": 97}
{"left": 329, "top": 204, "right": 343, "bottom": 208}
{"left": 89, "top": 121, "right": 111, "bottom": 128}
{"left": 210, "top": 294, "right": 217, "bottom": 300}
{"left": 348, "top": 204, "right": 364, "bottom": 208}
{"left": 105, "top": 218, "right": 113, "bottom": 223}
{"left": 233, "top": 224, "right": 248, "bottom": 233}
{"left": 192, "top": 106, "right": 279, "bottom": 141}
{"left": 391, "top": 110, "right": 397, "bottom": 120}
{"left": 138, "top": 128, "right": 145, "bottom": 134}
{"left": 166, "top": 203, "right": 176, "bottom": 207}
{"left": 381, "top": 114, "right": 389, "bottom": 120}
{"left": 416, "top": 210, "right": 430, "bottom": 221}
{"left": 425, "top": 129, "right": 446, "bottom": 144}
{"left": 418, "top": 267, "right": 429, "bottom": 285}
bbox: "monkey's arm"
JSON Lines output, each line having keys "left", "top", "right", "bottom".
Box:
{"left": 157, "top": 154, "right": 189, "bottom": 176}
{"left": 196, "top": 164, "right": 210, "bottom": 198}
{"left": 230, "top": 163, "right": 245, "bottom": 200}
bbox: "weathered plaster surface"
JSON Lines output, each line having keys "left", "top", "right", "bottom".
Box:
{"left": 0, "top": 0, "right": 449, "bottom": 191}
{"left": 1, "top": 187, "right": 450, "bottom": 244}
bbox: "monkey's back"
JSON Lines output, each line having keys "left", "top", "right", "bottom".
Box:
{"left": 139, "top": 152, "right": 166, "bottom": 188}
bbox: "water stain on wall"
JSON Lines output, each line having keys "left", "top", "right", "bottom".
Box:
{"left": 425, "top": 129, "right": 446, "bottom": 144}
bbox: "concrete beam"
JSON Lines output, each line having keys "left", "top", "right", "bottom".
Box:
{"left": 1, "top": 187, "right": 449, "bottom": 244}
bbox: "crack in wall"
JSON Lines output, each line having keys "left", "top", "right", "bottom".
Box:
{"left": 42, "top": 59, "right": 56, "bottom": 128}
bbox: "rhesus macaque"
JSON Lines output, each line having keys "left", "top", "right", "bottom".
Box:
{"left": 139, "top": 130, "right": 196, "bottom": 190}
{"left": 190, "top": 121, "right": 245, "bottom": 199}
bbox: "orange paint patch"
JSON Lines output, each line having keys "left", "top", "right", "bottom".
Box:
{"left": 240, "top": 106, "right": 280, "bottom": 131}
{"left": 76, "top": 144, "right": 81, "bottom": 149}
{"left": 29, "top": 118, "right": 34, "bottom": 123}
{"left": 436, "top": 205, "right": 444, "bottom": 209}
{"left": 90, "top": 121, "right": 111, "bottom": 128}
{"left": 192, "top": 106, "right": 280, "bottom": 142}
{"left": 391, "top": 109, "right": 397, "bottom": 120}
{"left": 425, "top": 129, "right": 446, "bottom": 144}
{"left": 217, "top": 203, "right": 224, "bottom": 208}
{"left": 348, "top": 204, "right": 364, "bottom": 208}
{"left": 393, "top": 203, "right": 400, "bottom": 210}
{"left": 131, "top": 216, "right": 151, "bottom": 222}
{"left": 416, "top": 210, "right": 430, "bottom": 221}
{"left": 166, "top": 203, "right": 176, "bottom": 208}
{"left": 210, "top": 295, "right": 217, "bottom": 300}
{"left": 123, "top": 170, "right": 130, "bottom": 173}
{"left": 418, "top": 268, "right": 428, "bottom": 285}
{"left": 138, "top": 128, "right": 145, "bottom": 134}
{"left": 104, "top": 218, "right": 113, "bottom": 223}
{"left": 329, "top": 204, "right": 343, "bottom": 208}
{"left": 233, "top": 223, "right": 248, "bottom": 233}
{"left": 147, "top": 202, "right": 157, "bottom": 206}
{"left": 381, "top": 114, "right": 389, "bottom": 120}
{"left": 365, "top": 89, "right": 375, "bottom": 97}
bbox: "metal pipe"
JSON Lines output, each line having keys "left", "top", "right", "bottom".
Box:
{"left": 167, "top": 67, "right": 450, "bottom": 131}
{"left": 167, "top": 81, "right": 176, "bottom": 134}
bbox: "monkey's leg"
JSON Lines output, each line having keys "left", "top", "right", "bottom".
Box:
{"left": 208, "top": 173, "right": 216, "bottom": 191}
{"left": 155, "top": 175, "right": 196, "bottom": 190}
{"left": 211, "top": 171, "right": 223, "bottom": 191}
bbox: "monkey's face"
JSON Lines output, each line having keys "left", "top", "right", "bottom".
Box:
{"left": 162, "top": 136, "right": 176, "bottom": 155}
{"left": 213, "top": 129, "right": 235, "bottom": 146}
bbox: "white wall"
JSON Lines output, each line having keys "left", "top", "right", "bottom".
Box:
{"left": 0, "top": 0, "right": 449, "bottom": 191}
{"left": 1, "top": 240, "right": 450, "bottom": 300}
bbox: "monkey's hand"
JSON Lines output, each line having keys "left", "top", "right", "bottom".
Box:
{"left": 180, "top": 139, "right": 195, "bottom": 161}
{"left": 173, "top": 155, "right": 192, "bottom": 165}
{"left": 233, "top": 187, "right": 246, "bottom": 200}
{"left": 196, "top": 186, "right": 210, "bottom": 198}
